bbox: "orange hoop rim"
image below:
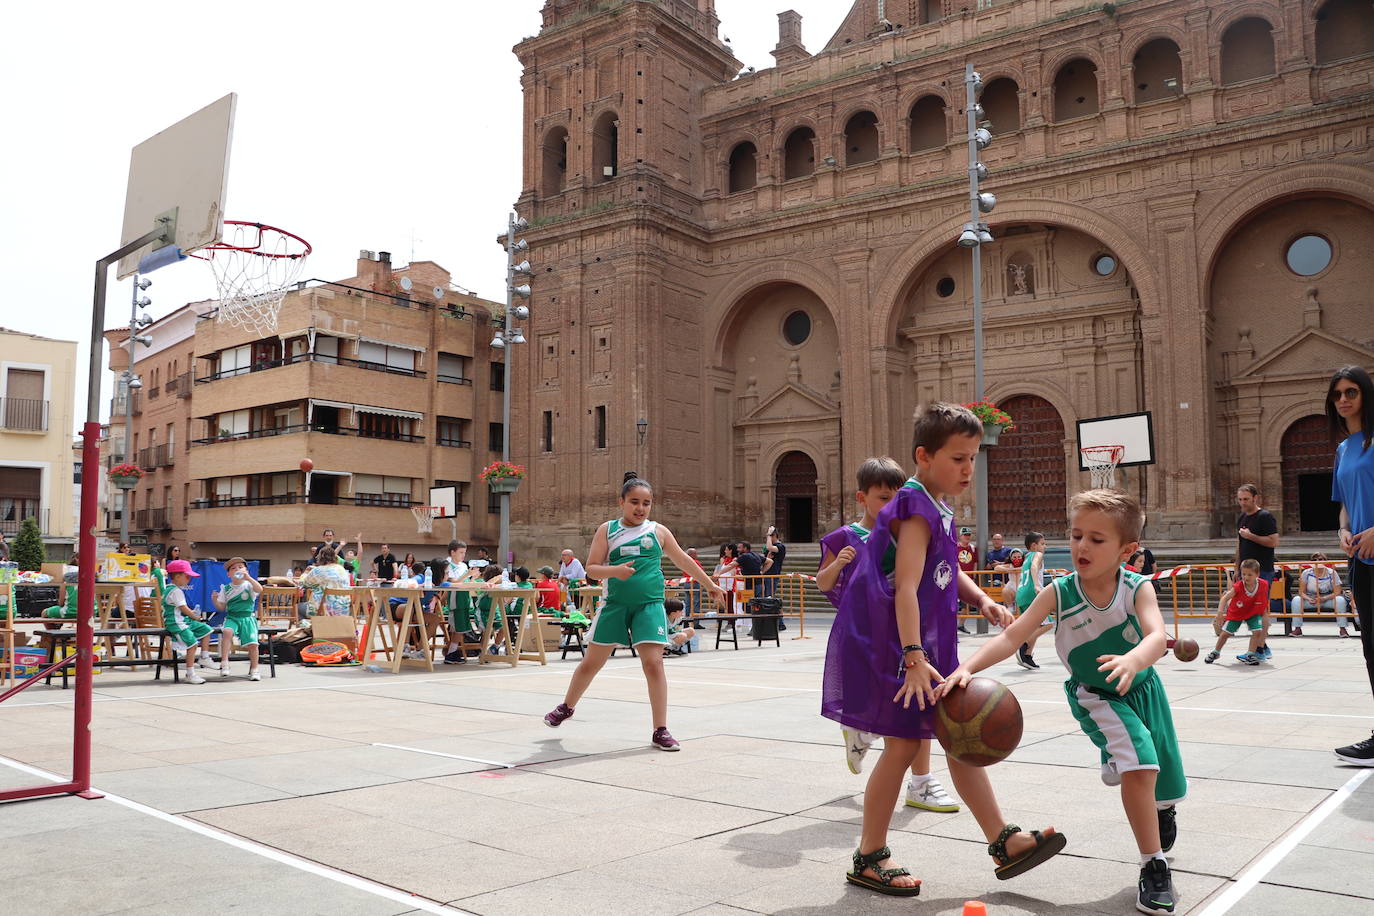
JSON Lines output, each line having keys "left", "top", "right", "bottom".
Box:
{"left": 191, "top": 220, "right": 313, "bottom": 260}
{"left": 1081, "top": 444, "right": 1125, "bottom": 465}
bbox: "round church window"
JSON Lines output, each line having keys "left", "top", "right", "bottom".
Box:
{"left": 1092, "top": 254, "right": 1117, "bottom": 276}
{"left": 936, "top": 276, "right": 956, "bottom": 298}
{"left": 782, "top": 310, "right": 811, "bottom": 346}
{"left": 1285, "top": 235, "right": 1332, "bottom": 276}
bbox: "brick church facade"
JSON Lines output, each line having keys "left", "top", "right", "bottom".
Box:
{"left": 508, "top": 0, "right": 1374, "bottom": 554}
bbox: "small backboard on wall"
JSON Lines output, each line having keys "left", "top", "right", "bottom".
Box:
{"left": 1076, "top": 411, "right": 1156, "bottom": 470}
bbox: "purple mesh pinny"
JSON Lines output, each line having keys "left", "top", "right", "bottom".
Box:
{"left": 821, "top": 478, "right": 961, "bottom": 740}
{"left": 818, "top": 522, "right": 870, "bottom": 610}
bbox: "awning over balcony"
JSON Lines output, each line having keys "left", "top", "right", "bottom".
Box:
{"left": 358, "top": 335, "right": 425, "bottom": 352}
{"left": 354, "top": 404, "right": 423, "bottom": 420}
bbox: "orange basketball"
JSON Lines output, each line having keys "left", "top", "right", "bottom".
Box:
{"left": 934, "top": 677, "right": 1023, "bottom": 767}
{"left": 1173, "top": 637, "right": 1199, "bottom": 662}
{"left": 300, "top": 458, "right": 314, "bottom": 473}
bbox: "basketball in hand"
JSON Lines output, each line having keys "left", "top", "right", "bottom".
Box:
{"left": 1173, "top": 638, "right": 1199, "bottom": 662}
{"left": 934, "top": 677, "right": 1023, "bottom": 767}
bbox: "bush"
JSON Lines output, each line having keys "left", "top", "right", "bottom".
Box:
{"left": 12, "top": 516, "right": 45, "bottom": 571}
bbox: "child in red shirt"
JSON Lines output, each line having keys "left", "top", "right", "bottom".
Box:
{"left": 534, "top": 566, "right": 563, "bottom": 614}
{"left": 1206, "top": 559, "right": 1269, "bottom": 665}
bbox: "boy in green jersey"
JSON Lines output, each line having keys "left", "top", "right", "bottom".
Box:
{"left": 941, "top": 489, "right": 1183, "bottom": 914}
{"left": 211, "top": 557, "right": 263, "bottom": 680}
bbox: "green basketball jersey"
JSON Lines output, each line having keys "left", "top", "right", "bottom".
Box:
{"left": 221, "top": 581, "right": 256, "bottom": 617}
{"left": 606, "top": 519, "right": 664, "bottom": 605}
{"left": 1052, "top": 569, "right": 1157, "bottom": 695}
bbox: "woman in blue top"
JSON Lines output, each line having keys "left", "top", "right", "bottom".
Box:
{"left": 1329, "top": 365, "right": 1374, "bottom": 766}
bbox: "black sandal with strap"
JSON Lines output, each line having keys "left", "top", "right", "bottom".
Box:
{"left": 845, "top": 846, "right": 922, "bottom": 897}
{"left": 989, "top": 823, "right": 1067, "bottom": 880}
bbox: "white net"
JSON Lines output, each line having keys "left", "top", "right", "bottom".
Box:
{"left": 1082, "top": 445, "right": 1125, "bottom": 489}
{"left": 411, "top": 505, "right": 438, "bottom": 534}
{"left": 204, "top": 222, "right": 310, "bottom": 337}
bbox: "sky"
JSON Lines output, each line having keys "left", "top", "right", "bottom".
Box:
{"left": 0, "top": 1, "right": 850, "bottom": 434}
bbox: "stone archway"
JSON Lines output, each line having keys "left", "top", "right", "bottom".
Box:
{"left": 987, "top": 395, "right": 1068, "bottom": 537}
{"left": 1281, "top": 415, "right": 1339, "bottom": 532}
{"left": 774, "top": 451, "right": 818, "bottom": 543}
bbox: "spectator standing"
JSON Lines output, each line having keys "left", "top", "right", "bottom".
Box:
{"left": 372, "top": 544, "right": 398, "bottom": 581}
{"left": 1233, "top": 484, "right": 1279, "bottom": 660}
{"left": 714, "top": 544, "right": 741, "bottom": 613}
{"left": 761, "top": 529, "right": 787, "bottom": 628}
{"left": 956, "top": 527, "right": 978, "bottom": 634}
{"left": 1329, "top": 365, "right": 1374, "bottom": 766}
{"left": 736, "top": 540, "right": 764, "bottom": 597}
{"left": 985, "top": 533, "right": 1012, "bottom": 586}
{"left": 470, "top": 547, "right": 492, "bottom": 573}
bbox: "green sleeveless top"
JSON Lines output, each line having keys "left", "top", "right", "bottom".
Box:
{"left": 1052, "top": 569, "right": 1157, "bottom": 694}
{"left": 221, "top": 581, "right": 256, "bottom": 617}
{"left": 605, "top": 519, "right": 664, "bottom": 606}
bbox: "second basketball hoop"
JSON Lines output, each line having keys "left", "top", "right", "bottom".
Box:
{"left": 1081, "top": 444, "right": 1125, "bottom": 489}
{"left": 196, "top": 220, "right": 311, "bottom": 337}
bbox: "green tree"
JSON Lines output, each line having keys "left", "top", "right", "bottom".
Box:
{"left": 11, "top": 516, "right": 45, "bottom": 571}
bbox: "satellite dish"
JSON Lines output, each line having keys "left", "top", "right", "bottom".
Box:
{"left": 399, "top": 276, "right": 413, "bottom": 291}
{"left": 433, "top": 286, "right": 445, "bottom": 300}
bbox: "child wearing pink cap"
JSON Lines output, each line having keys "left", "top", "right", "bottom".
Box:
{"left": 162, "top": 559, "right": 212, "bottom": 684}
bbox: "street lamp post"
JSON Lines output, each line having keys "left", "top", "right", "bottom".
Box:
{"left": 494, "top": 213, "right": 531, "bottom": 573}
{"left": 119, "top": 277, "right": 153, "bottom": 546}
{"left": 960, "top": 63, "right": 997, "bottom": 586}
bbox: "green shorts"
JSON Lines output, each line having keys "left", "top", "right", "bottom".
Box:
{"left": 168, "top": 619, "right": 213, "bottom": 652}
{"left": 1065, "top": 673, "right": 1187, "bottom": 805}
{"left": 222, "top": 613, "right": 260, "bottom": 646}
{"left": 42, "top": 605, "right": 79, "bottom": 620}
{"left": 449, "top": 591, "right": 474, "bottom": 632}
{"left": 1223, "top": 614, "right": 1263, "bottom": 634}
{"left": 590, "top": 600, "right": 668, "bottom": 648}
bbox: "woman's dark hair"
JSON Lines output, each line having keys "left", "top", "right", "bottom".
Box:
{"left": 403, "top": 552, "right": 416, "bottom": 566}
{"left": 719, "top": 543, "right": 736, "bottom": 559}
{"left": 514, "top": 565, "right": 530, "bottom": 582}
{"left": 621, "top": 470, "right": 653, "bottom": 498}
{"left": 1326, "top": 365, "right": 1374, "bottom": 451}
{"left": 167, "top": 544, "right": 180, "bottom": 556}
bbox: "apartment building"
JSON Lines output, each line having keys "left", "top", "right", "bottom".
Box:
{"left": 152, "top": 252, "right": 506, "bottom": 573}
{"left": 0, "top": 327, "right": 78, "bottom": 556}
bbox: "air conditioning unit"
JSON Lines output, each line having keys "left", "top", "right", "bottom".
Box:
{"left": 603, "top": 166, "right": 615, "bottom": 177}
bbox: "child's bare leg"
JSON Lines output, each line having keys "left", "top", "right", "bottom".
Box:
{"left": 1212, "top": 632, "right": 1228, "bottom": 653}
{"left": 1248, "top": 630, "right": 1263, "bottom": 655}
{"left": 1120, "top": 770, "right": 1162, "bottom": 854}
{"left": 185, "top": 644, "right": 197, "bottom": 670}
{"left": 1025, "top": 622, "right": 1053, "bottom": 653}
{"left": 562, "top": 642, "right": 615, "bottom": 707}
{"left": 947, "top": 758, "right": 1053, "bottom": 862}
{"left": 638, "top": 644, "right": 668, "bottom": 728}
{"left": 247, "top": 641, "right": 260, "bottom": 670}
{"left": 910, "top": 738, "right": 931, "bottom": 777}
{"left": 220, "top": 628, "right": 234, "bottom": 666}
{"left": 859, "top": 737, "right": 921, "bottom": 888}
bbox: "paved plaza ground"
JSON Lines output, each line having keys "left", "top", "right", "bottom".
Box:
{"left": 2, "top": 619, "right": 1372, "bottom": 915}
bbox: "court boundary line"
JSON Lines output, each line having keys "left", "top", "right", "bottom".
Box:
{"left": 371, "top": 743, "right": 518, "bottom": 768}
{"left": 1198, "top": 767, "right": 1372, "bottom": 914}
{"left": 0, "top": 753, "right": 471, "bottom": 915}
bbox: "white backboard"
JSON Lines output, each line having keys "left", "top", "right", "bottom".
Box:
{"left": 429, "top": 485, "right": 457, "bottom": 519}
{"left": 116, "top": 93, "right": 236, "bottom": 279}
{"left": 1076, "top": 411, "right": 1155, "bottom": 469}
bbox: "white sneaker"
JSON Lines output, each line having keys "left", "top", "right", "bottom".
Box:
{"left": 842, "top": 727, "right": 877, "bottom": 775}
{"left": 195, "top": 657, "right": 214, "bottom": 669}
{"left": 248, "top": 669, "right": 262, "bottom": 682}
{"left": 218, "top": 665, "right": 231, "bottom": 678}
{"left": 185, "top": 670, "right": 206, "bottom": 685}
{"left": 905, "top": 776, "right": 960, "bottom": 812}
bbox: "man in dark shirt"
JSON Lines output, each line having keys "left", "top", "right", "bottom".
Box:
{"left": 985, "top": 532, "right": 1013, "bottom": 586}
{"left": 1234, "top": 483, "right": 1280, "bottom": 658}
{"left": 761, "top": 530, "right": 787, "bottom": 628}
{"left": 736, "top": 541, "right": 763, "bottom": 595}
{"left": 372, "top": 544, "right": 398, "bottom": 580}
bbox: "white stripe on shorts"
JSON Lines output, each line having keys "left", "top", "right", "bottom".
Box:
{"left": 1074, "top": 684, "right": 1157, "bottom": 774}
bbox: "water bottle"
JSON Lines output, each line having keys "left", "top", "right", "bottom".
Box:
{"left": 363, "top": 665, "right": 386, "bottom": 673}
{"left": 423, "top": 567, "right": 433, "bottom": 587}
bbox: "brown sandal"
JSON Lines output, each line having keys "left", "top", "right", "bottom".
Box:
{"left": 990, "top": 823, "right": 1066, "bottom": 880}
{"left": 845, "top": 846, "right": 922, "bottom": 896}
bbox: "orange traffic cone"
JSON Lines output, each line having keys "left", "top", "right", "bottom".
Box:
{"left": 963, "top": 903, "right": 988, "bottom": 916}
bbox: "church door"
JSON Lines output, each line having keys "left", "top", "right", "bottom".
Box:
{"left": 774, "top": 451, "right": 818, "bottom": 543}
{"left": 987, "top": 395, "right": 1067, "bottom": 537}
{"left": 1281, "top": 415, "right": 1339, "bottom": 532}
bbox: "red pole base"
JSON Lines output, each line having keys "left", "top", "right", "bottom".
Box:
{"left": 76, "top": 789, "right": 105, "bottom": 800}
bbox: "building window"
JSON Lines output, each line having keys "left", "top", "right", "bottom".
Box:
{"left": 1, "top": 467, "right": 42, "bottom": 537}
{"left": 1286, "top": 235, "right": 1332, "bottom": 276}
{"left": 437, "top": 353, "right": 471, "bottom": 385}
{"left": 1316, "top": 0, "right": 1374, "bottom": 65}
{"left": 2, "top": 368, "right": 48, "bottom": 431}
{"left": 437, "top": 417, "right": 471, "bottom": 448}
{"left": 907, "top": 95, "right": 946, "bottom": 152}
{"left": 843, "top": 111, "right": 879, "bottom": 165}
{"left": 357, "top": 413, "right": 415, "bottom": 441}
{"left": 488, "top": 422, "right": 505, "bottom": 453}
{"left": 782, "top": 311, "right": 811, "bottom": 346}
{"left": 594, "top": 405, "right": 607, "bottom": 449}
{"left": 1132, "top": 38, "right": 1183, "bottom": 103}
{"left": 783, "top": 126, "right": 816, "bottom": 179}
{"left": 353, "top": 474, "right": 412, "bottom": 507}
{"left": 1221, "top": 17, "right": 1276, "bottom": 85}
{"left": 490, "top": 361, "right": 506, "bottom": 392}
{"left": 356, "top": 340, "right": 416, "bottom": 374}
{"left": 542, "top": 410, "right": 554, "bottom": 453}
{"left": 592, "top": 110, "right": 619, "bottom": 181}
{"left": 487, "top": 487, "right": 501, "bottom": 515}
{"left": 981, "top": 78, "right": 1020, "bottom": 134}
{"left": 1053, "top": 59, "right": 1099, "bottom": 121}
{"left": 728, "top": 141, "right": 758, "bottom": 193}
{"left": 541, "top": 125, "right": 570, "bottom": 195}
{"left": 936, "top": 276, "right": 956, "bottom": 298}
{"left": 1092, "top": 254, "right": 1118, "bottom": 276}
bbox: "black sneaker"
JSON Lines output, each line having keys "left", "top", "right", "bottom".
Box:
{"left": 1334, "top": 731, "right": 1374, "bottom": 766}
{"left": 1137, "top": 858, "right": 1176, "bottom": 913}
{"left": 1016, "top": 644, "right": 1036, "bottom": 670}
{"left": 1157, "top": 805, "right": 1177, "bottom": 853}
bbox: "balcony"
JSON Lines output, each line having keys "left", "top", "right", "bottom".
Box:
{"left": 135, "top": 507, "right": 171, "bottom": 530}
{"left": 1, "top": 397, "right": 49, "bottom": 431}
{"left": 146, "top": 386, "right": 161, "bottom": 401}
{"left": 187, "top": 496, "right": 425, "bottom": 544}
{"left": 192, "top": 425, "right": 425, "bottom": 447}
{"left": 137, "top": 444, "right": 175, "bottom": 468}
{"left": 175, "top": 372, "right": 192, "bottom": 398}
{"left": 0, "top": 508, "right": 49, "bottom": 537}
{"left": 196, "top": 352, "right": 426, "bottom": 385}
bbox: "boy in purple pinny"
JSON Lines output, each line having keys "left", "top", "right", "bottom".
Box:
{"left": 818, "top": 457, "right": 960, "bottom": 815}
{"left": 821, "top": 403, "right": 1067, "bottom": 897}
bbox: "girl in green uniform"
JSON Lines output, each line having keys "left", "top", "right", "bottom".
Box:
{"left": 162, "top": 559, "right": 213, "bottom": 685}
{"left": 544, "top": 472, "right": 726, "bottom": 750}
{"left": 211, "top": 557, "right": 263, "bottom": 681}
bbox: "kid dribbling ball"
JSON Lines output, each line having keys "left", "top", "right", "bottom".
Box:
{"left": 934, "top": 677, "right": 1024, "bottom": 767}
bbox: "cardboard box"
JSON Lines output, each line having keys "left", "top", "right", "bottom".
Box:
{"left": 308, "top": 614, "right": 358, "bottom": 656}
{"left": 11, "top": 646, "right": 49, "bottom": 679}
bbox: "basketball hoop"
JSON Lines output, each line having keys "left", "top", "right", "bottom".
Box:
{"left": 194, "top": 220, "right": 311, "bottom": 336}
{"left": 1081, "top": 445, "right": 1125, "bottom": 489}
{"left": 411, "top": 505, "right": 439, "bottom": 534}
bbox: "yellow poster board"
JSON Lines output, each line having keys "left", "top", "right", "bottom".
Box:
{"left": 102, "top": 553, "right": 153, "bottom": 581}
